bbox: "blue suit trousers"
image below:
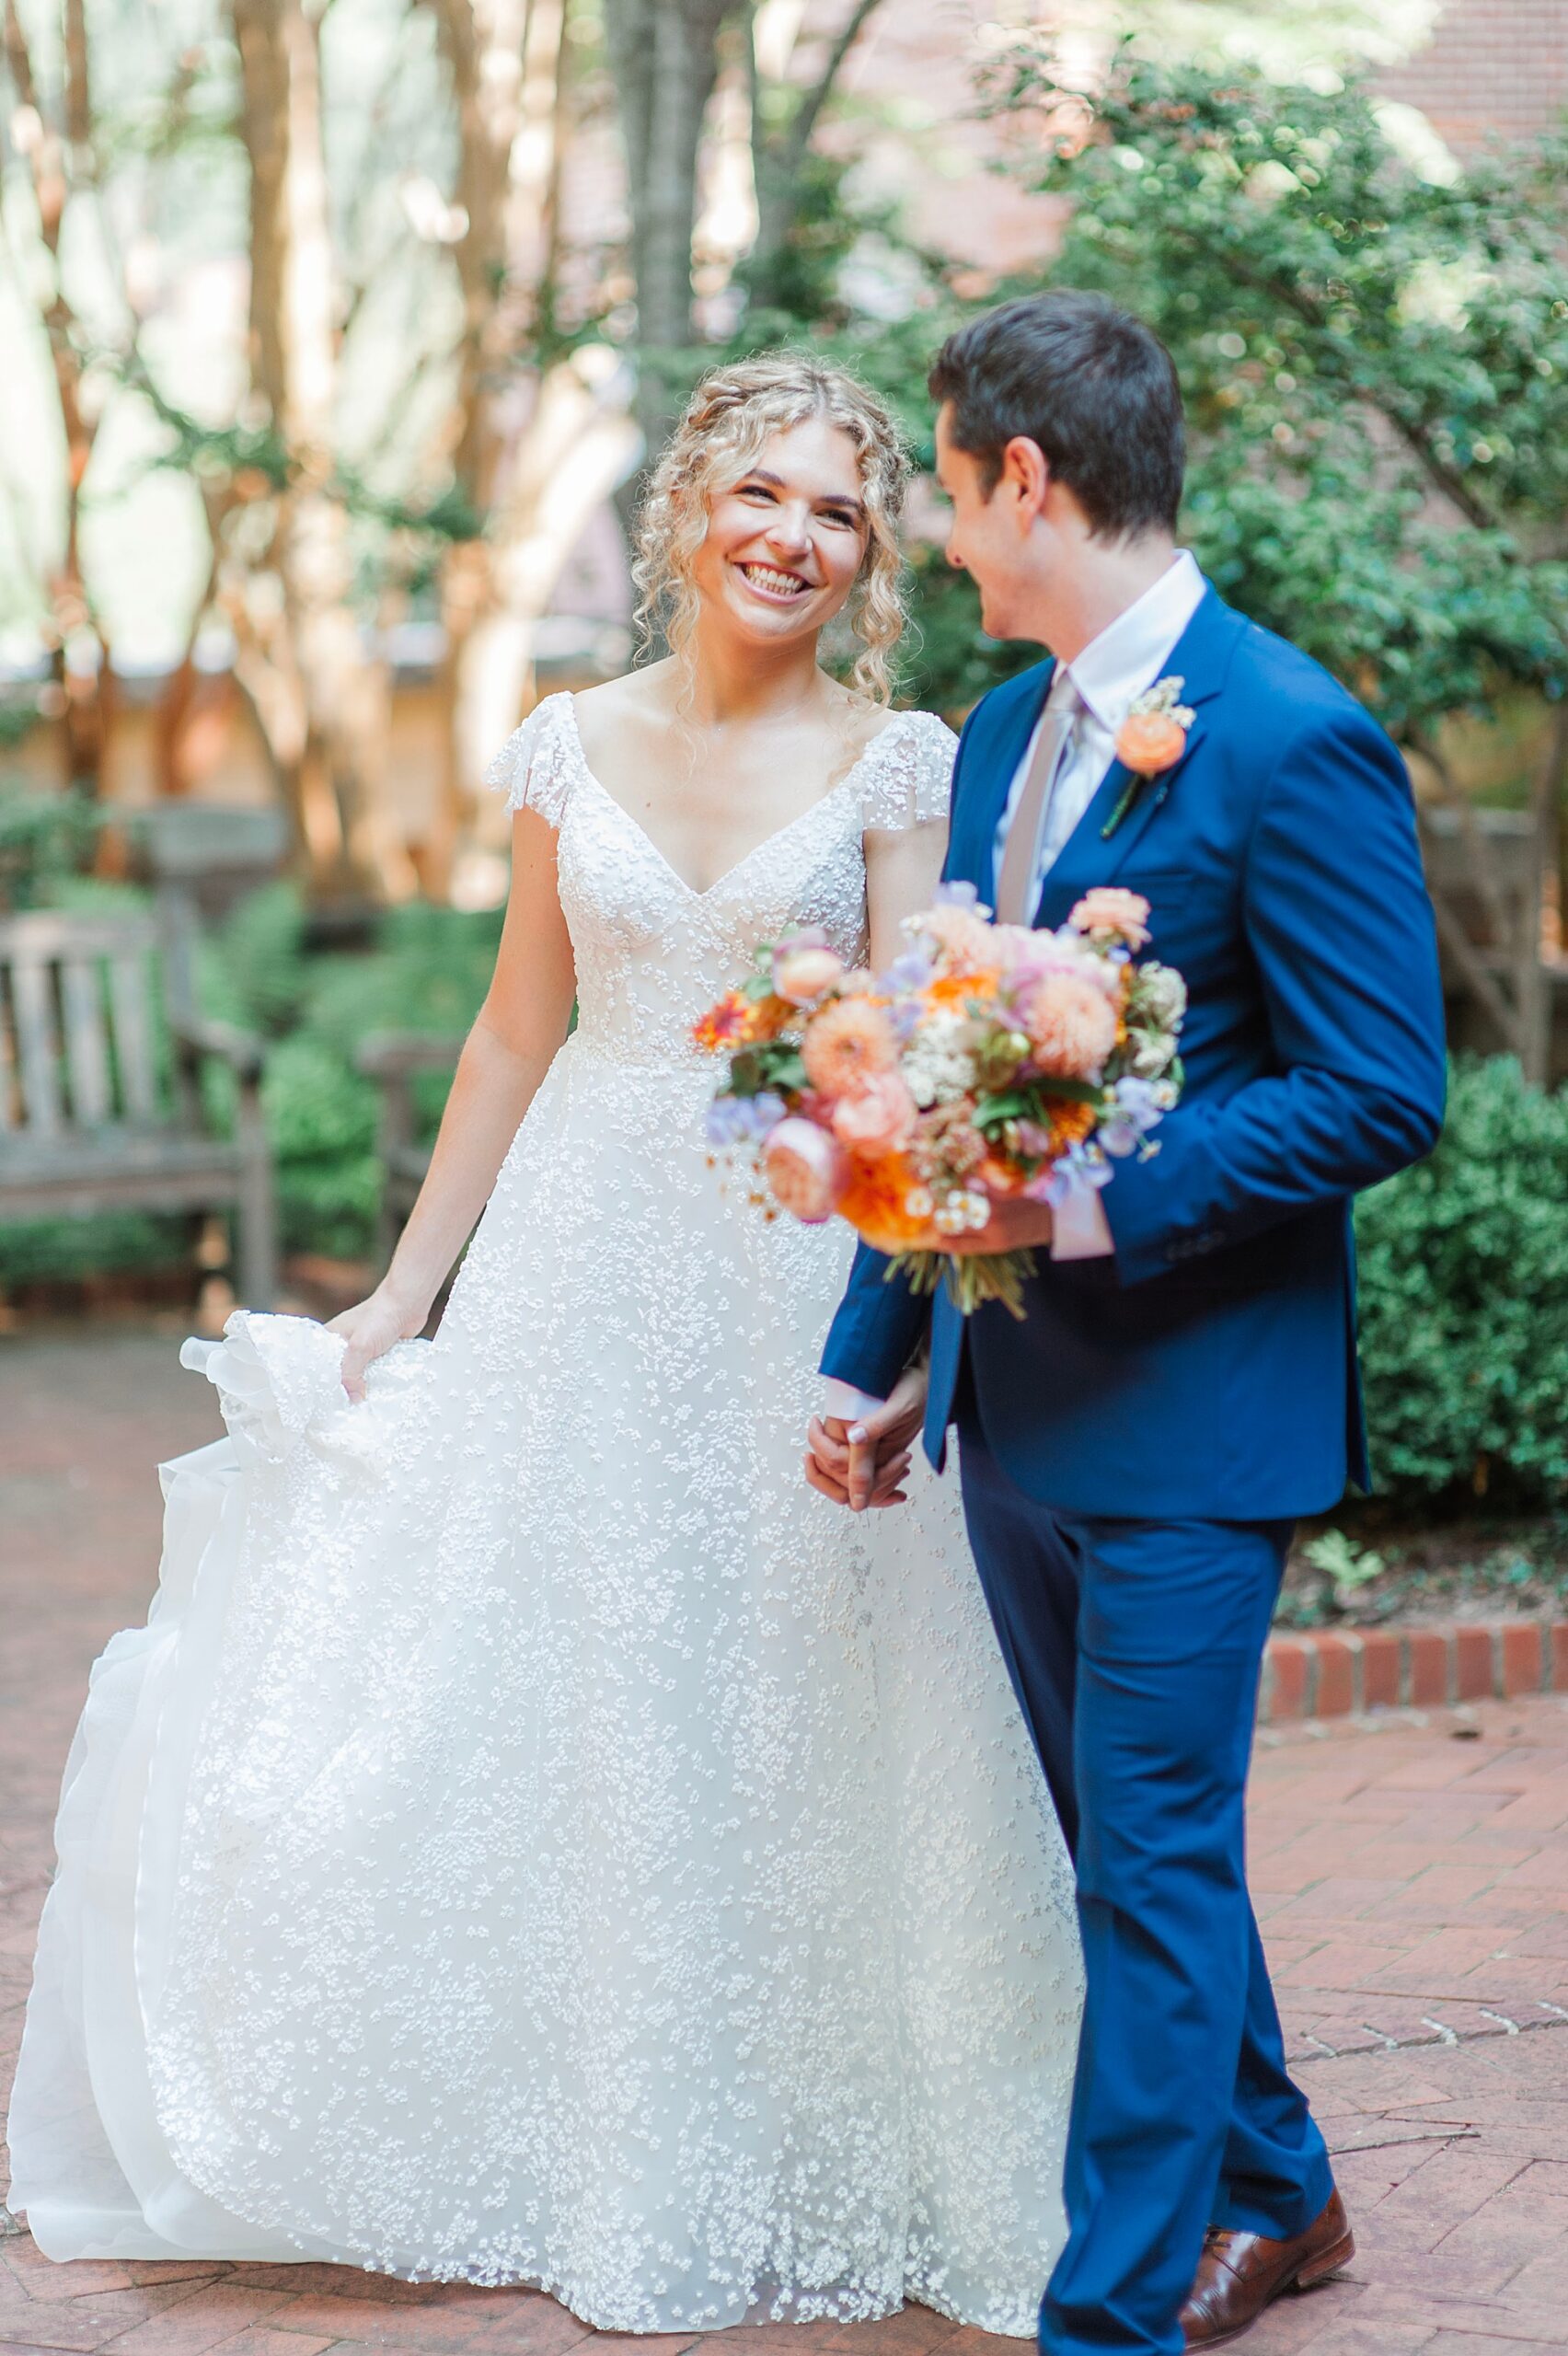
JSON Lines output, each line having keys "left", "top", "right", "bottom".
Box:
{"left": 957, "top": 1410, "right": 1333, "bottom": 2356}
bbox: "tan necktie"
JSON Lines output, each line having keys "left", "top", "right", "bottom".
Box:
{"left": 994, "top": 681, "right": 1079, "bottom": 926}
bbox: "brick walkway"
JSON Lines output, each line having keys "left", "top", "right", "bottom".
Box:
{"left": 5, "top": 1330, "right": 1568, "bottom": 2355}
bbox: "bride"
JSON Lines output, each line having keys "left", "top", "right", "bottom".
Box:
{"left": 7, "top": 356, "right": 1080, "bottom": 2335}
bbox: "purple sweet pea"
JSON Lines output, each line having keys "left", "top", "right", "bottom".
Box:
{"left": 1099, "top": 1076, "right": 1165, "bottom": 1160}
{"left": 880, "top": 949, "right": 935, "bottom": 993}
{"left": 705, "top": 1099, "right": 750, "bottom": 1147}
{"left": 1026, "top": 1140, "right": 1113, "bottom": 1205}
{"left": 708, "top": 1091, "right": 789, "bottom": 1148}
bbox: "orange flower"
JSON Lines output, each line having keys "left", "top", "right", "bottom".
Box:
{"left": 1115, "top": 710, "right": 1187, "bottom": 775}
{"left": 692, "top": 991, "right": 755, "bottom": 1053}
{"left": 1045, "top": 1098, "right": 1099, "bottom": 1153}
{"left": 839, "top": 1151, "right": 939, "bottom": 1254}
{"left": 691, "top": 990, "right": 792, "bottom": 1053}
{"left": 928, "top": 969, "right": 999, "bottom": 1010}
{"left": 801, "top": 997, "right": 898, "bottom": 1099}
{"left": 744, "top": 993, "right": 796, "bottom": 1042}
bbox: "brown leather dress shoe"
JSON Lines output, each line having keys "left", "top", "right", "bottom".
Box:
{"left": 1180, "top": 2190, "right": 1355, "bottom": 2348}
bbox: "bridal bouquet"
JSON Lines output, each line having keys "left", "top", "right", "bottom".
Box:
{"left": 694, "top": 884, "right": 1186, "bottom": 1315}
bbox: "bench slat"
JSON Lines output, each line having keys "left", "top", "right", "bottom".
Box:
{"left": 108, "top": 952, "right": 158, "bottom": 1125}
{"left": 11, "top": 954, "right": 62, "bottom": 1135}
{"left": 62, "top": 956, "right": 111, "bottom": 1127}
{"left": 0, "top": 912, "right": 158, "bottom": 960}
{"left": 0, "top": 975, "right": 17, "bottom": 1131}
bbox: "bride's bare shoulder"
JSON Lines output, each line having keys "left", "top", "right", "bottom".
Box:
{"left": 833, "top": 685, "right": 956, "bottom": 758}
{"left": 571, "top": 664, "right": 676, "bottom": 763}
{"left": 574, "top": 664, "right": 674, "bottom": 721}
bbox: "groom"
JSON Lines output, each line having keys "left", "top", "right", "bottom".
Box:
{"left": 808, "top": 293, "right": 1447, "bottom": 2354}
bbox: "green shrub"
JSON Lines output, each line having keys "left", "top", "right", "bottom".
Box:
{"left": 261, "top": 1035, "right": 382, "bottom": 1259}
{"left": 0, "top": 1210, "right": 187, "bottom": 1286}
{"left": 1356, "top": 1057, "right": 1568, "bottom": 1508}
{"left": 201, "top": 881, "right": 311, "bottom": 1037}
{"left": 196, "top": 887, "right": 501, "bottom": 1259}
{"left": 0, "top": 779, "right": 103, "bottom": 911}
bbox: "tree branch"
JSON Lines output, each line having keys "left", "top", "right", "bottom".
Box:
{"left": 1, "top": 0, "right": 37, "bottom": 114}
{"left": 1426, "top": 879, "right": 1523, "bottom": 1055}
{"left": 63, "top": 0, "right": 91, "bottom": 148}
{"left": 778, "top": 0, "right": 882, "bottom": 180}
{"left": 1409, "top": 724, "right": 1516, "bottom": 957}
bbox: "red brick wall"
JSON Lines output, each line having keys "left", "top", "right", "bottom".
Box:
{"left": 1378, "top": 0, "right": 1568, "bottom": 149}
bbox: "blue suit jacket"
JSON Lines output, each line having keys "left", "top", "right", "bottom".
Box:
{"left": 821, "top": 583, "right": 1447, "bottom": 1520}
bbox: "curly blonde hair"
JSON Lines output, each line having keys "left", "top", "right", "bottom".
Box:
{"left": 632, "top": 354, "right": 911, "bottom": 706}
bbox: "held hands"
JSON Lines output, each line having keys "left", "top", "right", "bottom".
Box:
{"left": 805, "top": 1363, "right": 928, "bottom": 1513}
{"left": 328, "top": 1286, "right": 432, "bottom": 1403}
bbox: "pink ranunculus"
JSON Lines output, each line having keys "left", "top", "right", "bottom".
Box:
{"left": 1021, "top": 971, "right": 1120, "bottom": 1080}
{"left": 830, "top": 1069, "right": 917, "bottom": 1159}
{"left": 773, "top": 944, "right": 846, "bottom": 1005}
{"left": 1070, "top": 887, "right": 1152, "bottom": 952}
{"left": 801, "top": 996, "right": 899, "bottom": 1098}
{"left": 989, "top": 922, "right": 1046, "bottom": 972}
{"left": 919, "top": 902, "right": 996, "bottom": 968}
{"left": 765, "top": 1117, "right": 849, "bottom": 1223}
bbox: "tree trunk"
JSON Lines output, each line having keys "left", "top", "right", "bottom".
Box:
{"left": 1, "top": 0, "right": 113, "bottom": 794}
{"left": 231, "top": 0, "right": 388, "bottom": 898}
{"left": 750, "top": 0, "right": 883, "bottom": 286}
{"left": 603, "top": 0, "right": 730, "bottom": 462}
{"left": 448, "top": 360, "right": 639, "bottom": 846}
{"left": 420, "top": 0, "right": 626, "bottom": 895}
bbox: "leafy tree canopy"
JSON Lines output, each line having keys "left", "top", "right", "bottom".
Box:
{"left": 981, "top": 45, "right": 1568, "bottom": 742}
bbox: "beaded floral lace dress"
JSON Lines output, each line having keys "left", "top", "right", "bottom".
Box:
{"left": 8, "top": 694, "right": 1081, "bottom": 2335}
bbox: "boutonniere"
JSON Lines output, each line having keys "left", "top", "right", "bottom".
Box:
{"left": 1102, "top": 676, "right": 1195, "bottom": 840}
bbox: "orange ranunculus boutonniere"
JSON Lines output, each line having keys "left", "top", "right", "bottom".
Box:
{"left": 1103, "top": 676, "right": 1196, "bottom": 840}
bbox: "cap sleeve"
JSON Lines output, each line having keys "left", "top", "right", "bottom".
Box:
{"left": 482, "top": 692, "right": 576, "bottom": 829}
{"left": 857, "top": 710, "right": 958, "bottom": 834}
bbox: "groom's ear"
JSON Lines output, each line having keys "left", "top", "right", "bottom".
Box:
{"left": 998, "top": 434, "right": 1050, "bottom": 528}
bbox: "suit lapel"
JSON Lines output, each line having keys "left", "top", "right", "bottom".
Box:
{"left": 1037, "top": 583, "right": 1245, "bottom": 920}
{"left": 951, "top": 660, "right": 1055, "bottom": 899}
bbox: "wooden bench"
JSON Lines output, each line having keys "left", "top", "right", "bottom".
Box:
{"left": 0, "top": 909, "right": 277, "bottom": 1305}
{"left": 355, "top": 1032, "right": 464, "bottom": 1268}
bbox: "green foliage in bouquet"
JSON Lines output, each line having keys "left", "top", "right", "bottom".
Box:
{"left": 1355, "top": 1059, "right": 1568, "bottom": 1507}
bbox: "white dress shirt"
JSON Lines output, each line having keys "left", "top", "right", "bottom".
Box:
{"left": 823, "top": 551, "right": 1205, "bottom": 1427}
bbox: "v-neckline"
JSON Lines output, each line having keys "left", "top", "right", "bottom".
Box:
{"left": 560, "top": 694, "right": 899, "bottom": 903}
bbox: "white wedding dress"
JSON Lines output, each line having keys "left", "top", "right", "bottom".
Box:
{"left": 8, "top": 694, "right": 1081, "bottom": 2335}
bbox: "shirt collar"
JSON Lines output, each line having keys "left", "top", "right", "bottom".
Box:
{"left": 1058, "top": 549, "right": 1205, "bottom": 735}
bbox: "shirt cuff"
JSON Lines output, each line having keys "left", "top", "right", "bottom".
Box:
{"left": 824, "top": 1378, "right": 887, "bottom": 1426}
{"left": 1051, "top": 1188, "right": 1114, "bottom": 1260}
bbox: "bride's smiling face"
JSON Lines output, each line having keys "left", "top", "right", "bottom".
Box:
{"left": 691, "top": 417, "right": 871, "bottom": 647}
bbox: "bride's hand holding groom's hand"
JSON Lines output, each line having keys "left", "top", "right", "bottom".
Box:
{"left": 805, "top": 1363, "right": 928, "bottom": 1513}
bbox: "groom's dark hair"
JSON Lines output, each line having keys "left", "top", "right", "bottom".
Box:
{"left": 930, "top": 292, "right": 1184, "bottom": 538}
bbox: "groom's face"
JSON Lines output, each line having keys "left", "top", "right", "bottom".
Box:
{"left": 934, "top": 401, "right": 1044, "bottom": 642}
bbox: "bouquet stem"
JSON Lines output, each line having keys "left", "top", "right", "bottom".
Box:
{"left": 884, "top": 1248, "right": 1038, "bottom": 1321}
